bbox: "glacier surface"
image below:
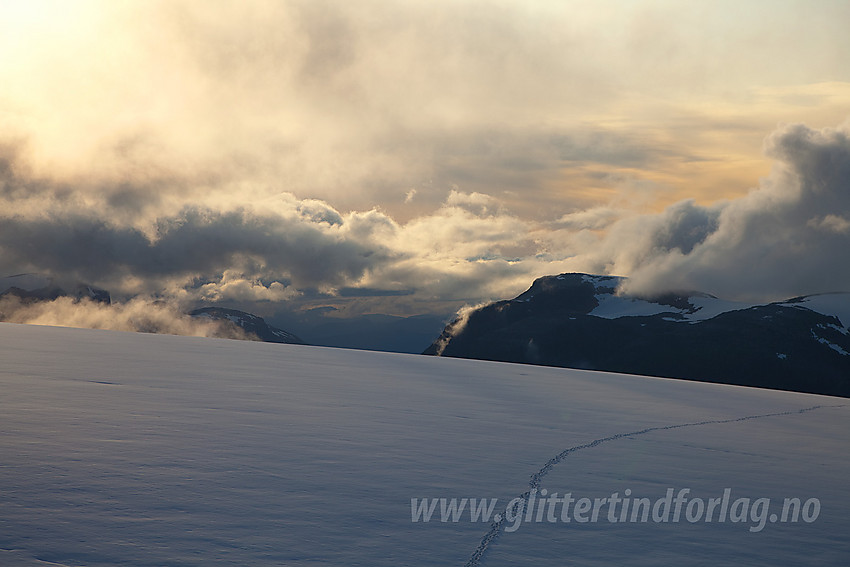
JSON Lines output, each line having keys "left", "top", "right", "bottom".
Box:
{"left": 1, "top": 322, "right": 848, "bottom": 566}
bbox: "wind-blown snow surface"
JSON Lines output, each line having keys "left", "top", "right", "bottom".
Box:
{"left": 1, "top": 323, "right": 848, "bottom": 566}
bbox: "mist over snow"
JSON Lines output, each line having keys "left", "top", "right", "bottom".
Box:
{"left": 0, "top": 294, "right": 255, "bottom": 340}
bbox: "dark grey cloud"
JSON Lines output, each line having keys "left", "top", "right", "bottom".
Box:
{"left": 650, "top": 200, "right": 721, "bottom": 256}
{"left": 338, "top": 287, "right": 414, "bottom": 298}
{"left": 0, "top": 207, "right": 393, "bottom": 294}
{"left": 615, "top": 122, "right": 850, "bottom": 299}
{"left": 3, "top": 121, "right": 850, "bottom": 326}
{"left": 2, "top": 2, "right": 849, "bottom": 339}
{"left": 0, "top": 148, "right": 398, "bottom": 300}
{"left": 0, "top": 139, "right": 538, "bottom": 312}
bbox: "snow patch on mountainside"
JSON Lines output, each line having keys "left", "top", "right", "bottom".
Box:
{"left": 589, "top": 294, "right": 682, "bottom": 318}
{"left": 583, "top": 275, "right": 755, "bottom": 322}
{"left": 779, "top": 293, "right": 850, "bottom": 331}
{"left": 811, "top": 329, "right": 850, "bottom": 356}
{"left": 680, "top": 295, "right": 757, "bottom": 322}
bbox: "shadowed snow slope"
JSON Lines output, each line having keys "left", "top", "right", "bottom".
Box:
{"left": 1, "top": 322, "right": 848, "bottom": 566}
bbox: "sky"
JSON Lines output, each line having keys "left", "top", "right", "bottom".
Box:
{"left": 1, "top": 0, "right": 849, "bottom": 325}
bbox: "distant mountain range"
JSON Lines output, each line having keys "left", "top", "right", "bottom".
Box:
{"left": 8, "top": 270, "right": 850, "bottom": 397}
{"left": 189, "top": 307, "right": 305, "bottom": 344}
{"left": 0, "top": 273, "right": 111, "bottom": 303}
{"left": 0, "top": 274, "right": 304, "bottom": 345}
{"left": 265, "top": 308, "right": 449, "bottom": 354}
{"left": 424, "top": 273, "right": 850, "bottom": 397}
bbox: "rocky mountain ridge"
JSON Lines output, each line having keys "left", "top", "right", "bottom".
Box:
{"left": 425, "top": 273, "right": 850, "bottom": 397}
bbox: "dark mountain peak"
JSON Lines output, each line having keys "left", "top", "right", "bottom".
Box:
{"left": 513, "top": 272, "right": 713, "bottom": 314}
{"left": 514, "top": 273, "right": 618, "bottom": 309}
{"left": 512, "top": 274, "right": 604, "bottom": 313}
{"left": 0, "top": 273, "right": 111, "bottom": 304}
{"left": 1, "top": 274, "right": 303, "bottom": 346}
{"left": 189, "top": 307, "right": 305, "bottom": 345}
{"left": 424, "top": 273, "right": 850, "bottom": 397}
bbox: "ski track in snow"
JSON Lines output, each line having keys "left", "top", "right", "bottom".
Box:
{"left": 464, "top": 404, "right": 844, "bottom": 567}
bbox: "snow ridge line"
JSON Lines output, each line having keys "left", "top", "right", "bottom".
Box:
{"left": 464, "top": 403, "right": 843, "bottom": 567}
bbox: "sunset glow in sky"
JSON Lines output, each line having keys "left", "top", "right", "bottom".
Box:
{"left": 2, "top": 0, "right": 849, "bottom": 319}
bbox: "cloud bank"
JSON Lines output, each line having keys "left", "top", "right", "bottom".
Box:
{"left": 2, "top": 121, "right": 849, "bottom": 319}
{"left": 0, "top": 295, "right": 254, "bottom": 339}
{"left": 603, "top": 123, "right": 850, "bottom": 300}
{"left": 1, "top": 2, "right": 849, "bottom": 335}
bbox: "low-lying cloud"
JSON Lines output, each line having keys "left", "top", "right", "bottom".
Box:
{"left": 0, "top": 295, "right": 254, "bottom": 340}
{"left": 3, "top": 121, "right": 850, "bottom": 322}
{"left": 1, "top": 2, "right": 849, "bottom": 341}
